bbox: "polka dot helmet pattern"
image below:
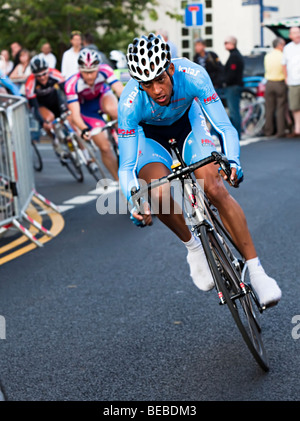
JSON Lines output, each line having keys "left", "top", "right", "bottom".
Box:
{"left": 126, "top": 33, "right": 171, "bottom": 82}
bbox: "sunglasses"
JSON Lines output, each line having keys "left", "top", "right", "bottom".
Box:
{"left": 35, "top": 71, "right": 48, "bottom": 78}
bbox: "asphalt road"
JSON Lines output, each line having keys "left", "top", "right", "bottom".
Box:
{"left": 0, "top": 137, "right": 300, "bottom": 402}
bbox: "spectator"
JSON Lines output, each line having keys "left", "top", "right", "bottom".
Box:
{"left": 223, "top": 36, "right": 244, "bottom": 138}
{"left": 83, "top": 32, "right": 111, "bottom": 65}
{"left": 9, "top": 42, "right": 22, "bottom": 75}
{"left": 263, "top": 37, "right": 287, "bottom": 137}
{"left": 0, "top": 50, "right": 13, "bottom": 75}
{"left": 82, "top": 32, "right": 99, "bottom": 51}
{"left": 157, "top": 29, "right": 178, "bottom": 58}
{"left": 9, "top": 48, "right": 31, "bottom": 95}
{"left": 193, "top": 38, "right": 224, "bottom": 92}
{"left": 282, "top": 27, "right": 300, "bottom": 138}
{"left": 61, "top": 30, "right": 82, "bottom": 79}
{"left": 39, "top": 42, "right": 57, "bottom": 69}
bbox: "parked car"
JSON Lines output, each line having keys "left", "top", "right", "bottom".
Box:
{"left": 263, "top": 16, "right": 300, "bottom": 42}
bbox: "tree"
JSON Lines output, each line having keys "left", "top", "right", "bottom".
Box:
{"left": 0, "top": 0, "right": 159, "bottom": 62}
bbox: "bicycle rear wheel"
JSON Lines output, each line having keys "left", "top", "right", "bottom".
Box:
{"left": 199, "top": 223, "right": 269, "bottom": 372}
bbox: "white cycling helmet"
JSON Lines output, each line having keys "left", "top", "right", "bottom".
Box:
{"left": 30, "top": 55, "right": 48, "bottom": 74}
{"left": 126, "top": 33, "right": 171, "bottom": 82}
{"left": 78, "top": 48, "right": 101, "bottom": 72}
{"left": 109, "top": 50, "right": 127, "bottom": 69}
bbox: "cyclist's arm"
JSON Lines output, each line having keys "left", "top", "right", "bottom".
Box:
{"left": 100, "top": 64, "right": 124, "bottom": 98}
{"left": 111, "top": 80, "right": 124, "bottom": 98}
{"left": 117, "top": 88, "right": 142, "bottom": 201}
{"left": 0, "top": 71, "right": 21, "bottom": 96}
{"left": 67, "top": 100, "right": 89, "bottom": 133}
{"left": 188, "top": 65, "right": 241, "bottom": 171}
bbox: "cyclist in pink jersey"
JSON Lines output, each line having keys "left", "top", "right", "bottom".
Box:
{"left": 65, "top": 48, "right": 124, "bottom": 180}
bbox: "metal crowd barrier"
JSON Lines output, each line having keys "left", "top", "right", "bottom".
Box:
{"left": 0, "top": 94, "right": 59, "bottom": 247}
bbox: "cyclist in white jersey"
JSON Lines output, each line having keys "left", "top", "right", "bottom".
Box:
{"left": 117, "top": 33, "right": 281, "bottom": 308}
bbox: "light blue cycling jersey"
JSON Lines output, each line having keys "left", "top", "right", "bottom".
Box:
{"left": 118, "top": 57, "right": 241, "bottom": 201}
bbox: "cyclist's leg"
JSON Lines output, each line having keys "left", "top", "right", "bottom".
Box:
{"left": 184, "top": 102, "right": 281, "bottom": 305}
{"left": 39, "top": 106, "right": 55, "bottom": 137}
{"left": 81, "top": 110, "right": 119, "bottom": 181}
{"left": 100, "top": 91, "right": 119, "bottom": 121}
{"left": 136, "top": 135, "right": 214, "bottom": 291}
{"left": 184, "top": 101, "right": 257, "bottom": 261}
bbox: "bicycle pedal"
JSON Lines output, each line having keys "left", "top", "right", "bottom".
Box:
{"left": 262, "top": 299, "right": 280, "bottom": 311}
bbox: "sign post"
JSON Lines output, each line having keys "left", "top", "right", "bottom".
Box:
{"left": 242, "top": 0, "right": 279, "bottom": 46}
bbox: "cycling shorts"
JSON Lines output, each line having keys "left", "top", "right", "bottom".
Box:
{"left": 80, "top": 87, "right": 111, "bottom": 129}
{"left": 136, "top": 101, "right": 217, "bottom": 174}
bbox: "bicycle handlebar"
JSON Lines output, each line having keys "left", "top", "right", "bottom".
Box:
{"left": 101, "top": 119, "right": 117, "bottom": 132}
{"left": 131, "top": 151, "right": 234, "bottom": 212}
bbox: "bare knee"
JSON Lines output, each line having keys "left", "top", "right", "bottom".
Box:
{"left": 205, "top": 179, "right": 230, "bottom": 207}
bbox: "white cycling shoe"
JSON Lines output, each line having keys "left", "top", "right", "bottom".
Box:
{"left": 249, "top": 272, "right": 282, "bottom": 308}
{"left": 247, "top": 258, "right": 282, "bottom": 308}
{"left": 186, "top": 240, "right": 214, "bottom": 292}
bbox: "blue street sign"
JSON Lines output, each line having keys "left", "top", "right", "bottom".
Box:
{"left": 185, "top": 3, "right": 204, "bottom": 27}
{"left": 263, "top": 6, "right": 279, "bottom": 12}
{"left": 242, "top": 0, "right": 260, "bottom": 5}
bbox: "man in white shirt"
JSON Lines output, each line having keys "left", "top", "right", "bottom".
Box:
{"left": 282, "top": 27, "right": 300, "bottom": 137}
{"left": 39, "top": 42, "right": 56, "bottom": 69}
{"left": 61, "top": 30, "right": 82, "bottom": 80}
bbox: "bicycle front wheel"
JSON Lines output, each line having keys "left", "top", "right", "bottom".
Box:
{"left": 199, "top": 224, "right": 269, "bottom": 372}
{"left": 32, "top": 141, "right": 43, "bottom": 172}
{"left": 63, "top": 151, "right": 84, "bottom": 182}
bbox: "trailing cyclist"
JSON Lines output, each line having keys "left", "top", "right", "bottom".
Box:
{"left": 25, "top": 56, "right": 69, "bottom": 158}
{"left": 117, "top": 33, "right": 281, "bottom": 308}
{"left": 109, "top": 50, "right": 131, "bottom": 85}
{"left": 64, "top": 48, "right": 124, "bottom": 181}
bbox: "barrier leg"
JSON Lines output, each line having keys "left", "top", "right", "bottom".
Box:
{"left": 33, "top": 189, "right": 60, "bottom": 213}
{"left": 21, "top": 211, "right": 54, "bottom": 237}
{"left": 11, "top": 219, "right": 43, "bottom": 247}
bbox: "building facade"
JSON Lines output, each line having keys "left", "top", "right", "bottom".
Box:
{"left": 143, "top": 0, "right": 300, "bottom": 64}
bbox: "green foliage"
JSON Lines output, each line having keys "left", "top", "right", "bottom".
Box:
{"left": 0, "top": 0, "right": 159, "bottom": 62}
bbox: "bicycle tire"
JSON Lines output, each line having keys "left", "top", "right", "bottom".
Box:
{"left": 199, "top": 223, "right": 269, "bottom": 372}
{"left": 79, "top": 138, "right": 107, "bottom": 183}
{"left": 241, "top": 100, "right": 265, "bottom": 138}
{"left": 31, "top": 141, "right": 43, "bottom": 172}
{"left": 62, "top": 152, "right": 84, "bottom": 182}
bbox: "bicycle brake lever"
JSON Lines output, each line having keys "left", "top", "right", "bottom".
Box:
{"left": 212, "top": 152, "right": 238, "bottom": 188}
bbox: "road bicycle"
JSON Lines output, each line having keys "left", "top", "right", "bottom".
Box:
{"left": 131, "top": 139, "right": 271, "bottom": 372}
{"left": 51, "top": 112, "right": 107, "bottom": 183}
{"left": 31, "top": 140, "right": 43, "bottom": 172}
{"left": 240, "top": 90, "right": 265, "bottom": 138}
{"left": 219, "top": 87, "right": 266, "bottom": 138}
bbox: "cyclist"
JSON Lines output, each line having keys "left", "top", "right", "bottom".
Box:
{"left": 109, "top": 50, "right": 131, "bottom": 85}
{"left": 117, "top": 33, "right": 281, "bottom": 308}
{"left": 64, "top": 48, "right": 124, "bottom": 181}
{"left": 25, "top": 55, "right": 69, "bottom": 157}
